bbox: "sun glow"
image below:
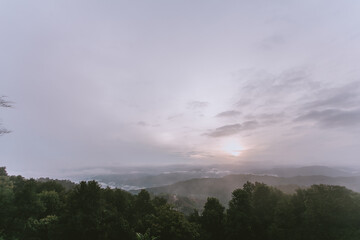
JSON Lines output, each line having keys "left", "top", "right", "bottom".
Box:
{"left": 221, "top": 138, "right": 243, "bottom": 157}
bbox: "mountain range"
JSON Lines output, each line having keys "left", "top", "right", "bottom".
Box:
{"left": 144, "top": 174, "right": 360, "bottom": 206}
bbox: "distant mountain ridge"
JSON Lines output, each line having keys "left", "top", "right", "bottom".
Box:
{"left": 143, "top": 174, "right": 360, "bottom": 205}
{"left": 253, "top": 165, "right": 358, "bottom": 178}
{"left": 85, "top": 165, "right": 359, "bottom": 191}
{"left": 91, "top": 168, "right": 231, "bottom": 190}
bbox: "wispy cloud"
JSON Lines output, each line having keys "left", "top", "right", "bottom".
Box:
{"left": 303, "top": 81, "right": 360, "bottom": 110}
{"left": 205, "top": 121, "right": 258, "bottom": 137}
{"left": 295, "top": 109, "right": 360, "bottom": 128}
{"left": 187, "top": 101, "right": 209, "bottom": 109}
{"left": 215, "top": 110, "right": 241, "bottom": 118}
{"left": 137, "top": 121, "right": 148, "bottom": 126}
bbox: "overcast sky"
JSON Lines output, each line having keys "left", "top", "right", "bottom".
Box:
{"left": 1, "top": 0, "right": 360, "bottom": 177}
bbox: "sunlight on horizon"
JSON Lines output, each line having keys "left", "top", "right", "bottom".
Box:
{"left": 220, "top": 138, "right": 244, "bottom": 157}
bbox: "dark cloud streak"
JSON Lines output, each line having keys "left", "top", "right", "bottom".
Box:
{"left": 295, "top": 109, "right": 360, "bottom": 128}
{"left": 303, "top": 82, "right": 360, "bottom": 110}
{"left": 215, "top": 110, "right": 241, "bottom": 118}
{"left": 206, "top": 121, "right": 258, "bottom": 137}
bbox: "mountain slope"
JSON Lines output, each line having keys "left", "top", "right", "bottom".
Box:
{"left": 145, "top": 174, "right": 360, "bottom": 204}
{"left": 253, "top": 166, "right": 357, "bottom": 177}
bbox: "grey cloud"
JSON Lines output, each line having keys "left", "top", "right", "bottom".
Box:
{"left": 236, "top": 99, "right": 252, "bottom": 107}
{"left": 241, "top": 67, "right": 312, "bottom": 92}
{"left": 265, "top": 68, "right": 316, "bottom": 97}
{"left": 308, "top": 93, "right": 357, "bottom": 109}
{"left": 242, "top": 121, "right": 258, "bottom": 129}
{"left": 207, "top": 124, "right": 241, "bottom": 137}
{"left": 245, "top": 113, "right": 284, "bottom": 120}
{"left": 304, "top": 82, "right": 360, "bottom": 110}
{"left": 137, "top": 121, "right": 148, "bottom": 126}
{"left": 275, "top": 68, "right": 311, "bottom": 85}
{"left": 244, "top": 113, "right": 285, "bottom": 125}
{"left": 206, "top": 121, "right": 258, "bottom": 137}
{"left": 260, "top": 34, "right": 286, "bottom": 50}
{"left": 188, "top": 101, "right": 209, "bottom": 109}
{"left": 215, "top": 110, "right": 241, "bottom": 118}
{"left": 235, "top": 67, "right": 316, "bottom": 112}
{"left": 168, "top": 114, "right": 183, "bottom": 121}
{"left": 295, "top": 109, "right": 360, "bottom": 128}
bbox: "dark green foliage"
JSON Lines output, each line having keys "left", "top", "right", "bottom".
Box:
{"left": 289, "top": 185, "right": 360, "bottom": 240}
{"left": 226, "top": 186, "right": 253, "bottom": 239}
{"left": 200, "top": 197, "right": 225, "bottom": 240}
{"left": 36, "top": 178, "right": 72, "bottom": 192}
{"left": 136, "top": 229, "right": 158, "bottom": 240}
{"left": 151, "top": 193, "right": 203, "bottom": 215}
{"left": 0, "top": 167, "right": 7, "bottom": 176}
{"left": 62, "top": 181, "right": 103, "bottom": 240}
{"left": 1, "top": 171, "right": 360, "bottom": 240}
{"left": 145, "top": 204, "right": 199, "bottom": 240}
{"left": 0, "top": 174, "right": 15, "bottom": 238}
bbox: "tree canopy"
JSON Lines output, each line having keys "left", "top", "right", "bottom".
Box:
{"left": 1, "top": 171, "right": 360, "bottom": 240}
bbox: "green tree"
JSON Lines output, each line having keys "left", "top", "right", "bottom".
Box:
{"left": 38, "top": 190, "right": 63, "bottom": 217}
{"left": 24, "top": 215, "right": 59, "bottom": 240}
{"left": 133, "top": 190, "right": 155, "bottom": 233}
{"left": 200, "top": 197, "right": 225, "bottom": 240}
{"left": 100, "top": 188, "right": 135, "bottom": 240}
{"left": 226, "top": 182, "right": 254, "bottom": 240}
{"left": 62, "top": 181, "right": 103, "bottom": 240}
{"left": 136, "top": 229, "right": 158, "bottom": 240}
{"left": 251, "top": 183, "right": 284, "bottom": 240}
{"left": 0, "top": 167, "right": 7, "bottom": 177}
{"left": 301, "top": 185, "right": 360, "bottom": 240}
{"left": 0, "top": 174, "right": 15, "bottom": 238}
{"left": 145, "top": 204, "right": 199, "bottom": 240}
{"left": 13, "top": 178, "right": 45, "bottom": 220}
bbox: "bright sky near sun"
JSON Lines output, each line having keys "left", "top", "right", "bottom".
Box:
{"left": 1, "top": 1, "right": 360, "bottom": 177}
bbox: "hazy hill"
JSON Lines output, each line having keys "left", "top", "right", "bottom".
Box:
{"left": 253, "top": 166, "right": 358, "bottom": 178}
{"left": 84, "top": 165, "right": 359, "bottom": 191}
{"left": 144, "top": 174, "right": 360, "bottom": 205}
{"left": 91, "top": 168, "right": 231, "bottom": 190}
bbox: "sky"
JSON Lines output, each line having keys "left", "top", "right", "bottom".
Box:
{"left": 1, "top": 0, "right": 360, "bottom": 177}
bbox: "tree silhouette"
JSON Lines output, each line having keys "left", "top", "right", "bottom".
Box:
{"left": 1, "top": 170, "right": 360, "bottom": 240}
{"left": 201, "top": 197, "right": 225, "bottom": 240}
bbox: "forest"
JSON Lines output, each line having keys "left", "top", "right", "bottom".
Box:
{"left": 1, "top": 166, "right": 360, "bottom": 240}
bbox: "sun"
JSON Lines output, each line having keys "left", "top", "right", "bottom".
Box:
{"left": 221, "top": 138, "right": 243, "bottom": 157}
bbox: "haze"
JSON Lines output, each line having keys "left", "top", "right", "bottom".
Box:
{"left": 1, "top": 1, "right": 360, "bottom": 178}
